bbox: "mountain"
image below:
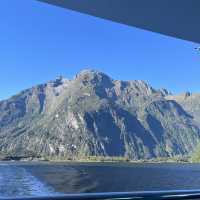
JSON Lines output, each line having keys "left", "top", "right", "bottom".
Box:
{"left": 166, "top": 92, "right": 200, "bottom": 126}
{"left": 0, "top": 69, "right": 200, "bottom": 160}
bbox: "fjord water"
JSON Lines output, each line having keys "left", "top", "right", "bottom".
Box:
{"left": 0, "top": 164, "right": 59, "bottom": 197}
{"left": 1, "top": 163, "right": 200, "bottom": 197}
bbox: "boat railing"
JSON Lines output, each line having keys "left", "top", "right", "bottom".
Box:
{"left": 2, "top": 190, "right": 200, "bottom": 200}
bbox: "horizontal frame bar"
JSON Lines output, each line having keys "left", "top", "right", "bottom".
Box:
{"left": 2, "top": 190, "right": 200, "bottom": 200}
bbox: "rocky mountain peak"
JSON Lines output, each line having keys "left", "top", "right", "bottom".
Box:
{"left": 133, "top": 80, "right": 156, "bottom": 95}
{"left": 159, "top": 88, "right": 172, "bottom": 96}
{"left": 48, "top": 76, "right": 69, "bottom": 88}
{"left": 74, "top": 69, "right": 113, "bottom": 86}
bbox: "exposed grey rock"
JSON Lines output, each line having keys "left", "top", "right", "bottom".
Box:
{"left": 166, "top": 92, "right": 200, "bottom": 126}
{"left": 0, "top": 69, "right": 200, "bottom": 160}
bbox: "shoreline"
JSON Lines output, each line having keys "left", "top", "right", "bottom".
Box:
{"left": 0, "top": 155, "right": 194, "bottom": 164}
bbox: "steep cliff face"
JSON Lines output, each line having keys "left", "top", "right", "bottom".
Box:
{"left": 0, "top": 69, "right": 199, "bottom": 160}
{"left": 166, "top": 92, "right": 200, "bottom": 125}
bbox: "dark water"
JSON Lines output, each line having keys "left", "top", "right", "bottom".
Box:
{"left": 1, "top": 162, "right": 200, "bottom": 197}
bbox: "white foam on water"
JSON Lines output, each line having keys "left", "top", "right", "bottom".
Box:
{"left": 0, "top": 165, "right": 61, "bottom": 197}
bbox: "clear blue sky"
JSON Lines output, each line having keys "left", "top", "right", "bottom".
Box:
{"left": 0, "top": 0, "right": 199, "bottom": 100}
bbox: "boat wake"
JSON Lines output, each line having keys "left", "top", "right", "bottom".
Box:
{"left": 0, "top": 165, "right": 60, "bottom": 197}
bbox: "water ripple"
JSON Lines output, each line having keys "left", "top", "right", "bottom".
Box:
{"left": 0, "top": 165, "right": 59, "bottom": 197}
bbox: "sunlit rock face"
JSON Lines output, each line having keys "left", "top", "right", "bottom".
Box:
{"left": 0, "top": 69, "right": 200, "bottom": 160}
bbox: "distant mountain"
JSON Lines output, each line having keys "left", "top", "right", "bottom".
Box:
{"left": 166, "top": 92, "right": 200, "bottom": 126}
{"left": 0, "top": 69, "right": 200, "bottom": 160}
